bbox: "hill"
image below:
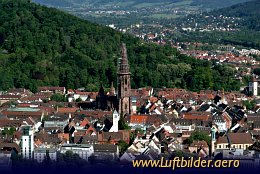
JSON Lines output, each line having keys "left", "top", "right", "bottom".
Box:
{"left": 170, "top": 0, "right": 260, "bottom": 49}
{"left": 33, "top": 0, "right": 73, "bottom": 7}
{"left": 32, "top": 0, "right": 252, "bottom": 10}
{"left": 190, "top": 0, "right": 252, "bottom": 9}
{"left": 211, "top": 0, "right": 260, "bottom": 30}
{"left": 0, "top": 0, "right": 240, "bottom": 92}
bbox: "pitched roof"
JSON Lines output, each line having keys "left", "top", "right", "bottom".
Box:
{"left": 0, "top": 143, "right": 21, "bottom": 152}
{"left": 0, "top": 95, "right": 22, "bottom": 99}
{"left": 217, "top": 133, "right": 253, "bottom": 144}
{"left": 57, "top": 107, "right": 79, "bottom": 113}
{"left": 190, "top": 140, "right": 208, "bottom": 147}
{"left": 38, "top": 86, "right": 65, "bottom": 91}
{"left": 0, "top": 119, "right": 22, "bottom": 127}
{"left": 129, "top": 115, "right": 148, "bottom": 124}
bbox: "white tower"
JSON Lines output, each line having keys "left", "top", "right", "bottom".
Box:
{"left": 211, "top": 125, "right": 217, "bottom": 156}
{"left": 249, "top": 76, "right": 260, "bottom": 96}
{"left": 110, "top": 110, "right": 119, "bottom": 132}
{"left": 21, "top": 126, "right": 34, "bottom": 159}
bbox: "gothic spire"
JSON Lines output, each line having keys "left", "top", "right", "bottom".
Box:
{"left": 119, "top": 43, "right": 130, "bottom": 74}
{"left": 109, "top": 81, "right": 115, "bottom": 96}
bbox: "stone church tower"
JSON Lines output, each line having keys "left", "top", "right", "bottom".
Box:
{"left": 118, "top": 43, "right": 132, "bottom": 116}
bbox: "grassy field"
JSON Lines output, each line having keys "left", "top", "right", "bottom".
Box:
{"left": 149, "top": 13, "right": 180, "bottom": 19}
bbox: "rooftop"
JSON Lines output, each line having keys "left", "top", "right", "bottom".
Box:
{"left": 6, "top": 107, "right": 40, "bottom": 112}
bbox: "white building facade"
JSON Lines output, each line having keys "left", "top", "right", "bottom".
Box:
{"left": 21, "top": 126, "right": 34, "bottom": 159}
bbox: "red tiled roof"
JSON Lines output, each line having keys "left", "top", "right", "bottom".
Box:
{"left": 0, "top": 95, "right": 22, "bottom": 99}
{"left": 130, "top": 115, "right": 148, "bottom": 124}
{"left": 38, "top": 86, "right": 65, "bottom": 91}
{"left": 80, "top": 118, "right": 90, "bottom": 127}
{"left": 57, "top": 107, "right": 79, "bottom": 113}
{"left": 182, "top": 112, "right": 210, "bottom": 121}
{"left": 217, "top": 133, "right": 253, "bottom": 144}
{"left": 0, "top": 119, "right": 22, "bottom": 127}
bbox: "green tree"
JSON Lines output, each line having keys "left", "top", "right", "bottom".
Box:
{"left": 75, "top": 97, "right": 82, "bottom": 102}
{"left": 243, "top": 100, "right": 256, "bottom": 110}
{"left": 50, "top": 93, "right": 66, "bottom": 102}
{"left": 253, "top": 68, "right": 260, "bottom": 76}
{"left": 117, "top": 140, "right": 129, "bottom": 154}
{"left": 187, "top": 131, "right": 211, "bottom": 145}
{"left": 118, "top": 114, "right": 130, "bottom": 130}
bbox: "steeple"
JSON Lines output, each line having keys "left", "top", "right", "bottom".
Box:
{"left": 117, "top": 43, "right": 132, "bottom": 116}
{"left": 119, "top": 43, "right": 131, "bottom": 75}
{"left": 109, "top": 81, "right": 116, "bottom": 96}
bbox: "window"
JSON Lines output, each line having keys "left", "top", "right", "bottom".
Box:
{"left": 125, "top": 88, "right": 127, "bottom": 91}
{"left": 125, "top": 104, "right": 127, "bottom": 110}
{"left": 125, "top": 78, "right": 127, "bottom": 85}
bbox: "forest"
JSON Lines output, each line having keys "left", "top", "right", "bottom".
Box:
{"left": 0, "top": 0, "right": 240, "bottom": 92}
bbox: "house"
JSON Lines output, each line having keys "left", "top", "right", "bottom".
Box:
{"left": 0, "top": 119, "right": 22, "bottom": 131}
{"left": 60, "top": 144, "right": 94, "bottom": 161}
{"left": 38, "top": 86, "right": 66, "bottom": 94}
{"left": 91, "top": 144, "right": 119, "bottom": 162}
{"left": 97, "top": 130, "right": 130, "bottom": 144}
{"left": 127, "top": 114, "right": 167, "bottom": 129}
{"left": 120, "top": 137, "right": 161, "bottom": 162}
{"left": 222, "top": 112, "right": 232, "bottom": 129}
{"left": 1, "top": 107, "right": 45, "bottom": 122}
{"left": 188, "top": 140, "right": 209, "bottom": 157}
{"left": 212, "top": 114, "right": 227, "bottom": 132}
{"left": 216, "top": 133, "right": 253, "bottom": 150}
{"left": 0, "top": 94, "right": 21, "bottom": 105}
{"left": 181, "top": 111, "right": 210, "bottom": 122}
{"left": 44, "top": 114, "right": 70, "bottom": 129}
{"left": 249, "top": 76, "right": 260, "bottom": 96}
{"left": 34, "top": 148, "right": 57, "bottom": 163}
{"left": 0, "top": 143, "right": 21, "bottom": 155}
{"left": 21, "top": 126, "right": 34, "bottom": 159}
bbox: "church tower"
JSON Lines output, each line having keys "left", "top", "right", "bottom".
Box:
{"left": 118, "top": 43, "right": 132, "bottom": 116}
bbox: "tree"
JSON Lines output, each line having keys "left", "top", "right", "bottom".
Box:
{"left": 1, "top": 127, "right": 16, "bottom": 136}
{"left": 50, "top": 93, "right": 66, "bottom": 102}
{"left": 117, "top": 140, "right": 129, "bottom": 154}
{"left": 187, "top": 131, "right": 211, "bottom": 145}
{"left": 243, "top": 100, "right": 256, "bottom": 110}
{"left": 118, "top": 114, "right": 130, "bottom": 130}
{"left": 253, "top": 68, "right": 260, "bottom": 76}
{"left": 75, "top": 97, "right": 82, "bottom": 102}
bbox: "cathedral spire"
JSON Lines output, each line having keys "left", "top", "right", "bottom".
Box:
{"left": 109, "top": 81, "right": 115, "bottom": 96}
{"left": 119, "top": 43, "right": 130, "bottom": 74}
{"left": 117, "top": 43, "right": 132, "bottom": 116}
